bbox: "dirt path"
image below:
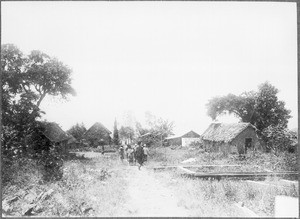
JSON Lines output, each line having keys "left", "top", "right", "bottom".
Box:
{"left": 122, "top": 165, "right": 191, "bottom": 217}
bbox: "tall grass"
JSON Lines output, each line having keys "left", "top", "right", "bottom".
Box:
{"left": 153, "top": 170, "right": 298, "bottom": 217}
{"left": 2, "top": 153, "right": 128, "bottom": 217}
{"left": 149, "top": 147, "right": 298, "bottom": 217}
{"left": 149, "top": 147, "right": 298, "bottom": 172}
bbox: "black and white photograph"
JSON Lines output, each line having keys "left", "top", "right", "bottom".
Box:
{"left": 1, "top": 1, "right": 298, "bottom": 217}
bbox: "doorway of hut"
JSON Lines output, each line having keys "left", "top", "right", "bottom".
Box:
{"left": 245, "top": 138, "right": 252, "bottom": 153}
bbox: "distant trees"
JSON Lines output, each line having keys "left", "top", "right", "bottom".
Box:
{"left": 113, "top": 119, "right": 119, "bottom": 145}
{"left": 206, "top": 81, "right": 293, "bottom": 153}
{"left": 66, "top": 123, "right": 87, "bottom": 141}
{"left": 136, "top": 112, "right": 174, "bottom": 146}
{"left": 119, "top": 126, "right": 135, "bottom": 143}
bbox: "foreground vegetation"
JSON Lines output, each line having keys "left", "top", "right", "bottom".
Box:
{"left": 2, "top": 152, "right": 127, "bottom": 217}
{"left": 154, "top": 170, "right": 298, "bottom": 217}
{"left": 148, "top": 146, "right": 298, "bottom": 172}
{"left": 148, "top": 147, "right": 299, "bottom": 217}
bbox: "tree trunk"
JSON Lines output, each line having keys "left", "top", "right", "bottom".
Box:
{"left": 37, "top": 93, "right": 47, "bottom": 107}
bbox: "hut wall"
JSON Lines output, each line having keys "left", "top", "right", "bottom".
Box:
{"left": 204, "top": 141, "right": 240, "bottom": 155}
{"left": 230, "top": 143, "right": 238, "bottom": 154}
{"left": 203, "top": 140, "right": 221, "bottom": 152}
{"left": 182, "top": 138, "right": 201, "bottom": 147}
{"left": 167, "top": 137, "right": 182, "bottom": 146}
{"left": 219, "top": 142, "right": 229, "bottom": 155}
{"left": 231, "top": 127, "right": 258, "bottom": 154}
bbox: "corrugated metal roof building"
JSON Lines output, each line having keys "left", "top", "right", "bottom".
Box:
{"left": 165, "top": 130, "right": 201, "bottom": 147}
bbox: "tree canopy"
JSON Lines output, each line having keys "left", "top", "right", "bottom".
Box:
{"left": 119, "top": 126, "right": 135, "bottom": 141}
{"left": 206, "top": 82, "right": 291, "bottom": 135}
{"left": 136, "top": 112, "right": 175, "bottom": 146}
{"left": 1, "top": 44, "right": 76, "bottom": 157}
{"left": 66, "top": 123, "right": 87, "bottom": 141}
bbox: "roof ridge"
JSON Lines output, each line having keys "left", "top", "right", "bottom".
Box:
{"left": 228, "top": 122, "right": 252, "bottom": 143}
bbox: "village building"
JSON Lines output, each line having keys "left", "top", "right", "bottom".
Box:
{"left": 201, "top": 122, "right": 259, "bottom": 155}
{"left": 83, "top": 122, "right": 112, "bottom": 147}
{"left": 66, "top": 134, "right": 81, "bottom": 150}
{"left": 164, "top": 130, "right": 201, "bottom": 147}
{"left": 38, "top": 122, "right": 71, "bottom": 153}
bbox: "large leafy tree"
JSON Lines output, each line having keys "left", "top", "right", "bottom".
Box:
{"left": 26, "top": 50, "right": 76, "bottom": 107}
{"left": 254, "top": 82, "right": 291, "bottom": 133}
{"left": 261, "top": 124, "right": 295, "bottom": 155}
{"left": 1, "top": 44, "right": 41, "bottom": 156}
{"left": 67, "top": 123, "right": 87, "bottom": 141}
{"left": 1, "top": 44, "right": 76, "bottom": 156}
{"left": 206, "top": 82, "right": 291, "bottom": 135}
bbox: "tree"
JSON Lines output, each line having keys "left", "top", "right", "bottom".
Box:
{"left": 1, "top": 44, "right": 76, "bottom": 158}
{"left": 1, "top": 44, "right": 42, "bottom": 156}
{"left": 261, "top": 124, "right": 295, "bottom": 155}
{"left": 1, "top": 44, "right": 76, "bottom": 108}
{"left": 67, "top": 123, "right": 87, "bottom": 141}
{"left": 206, "top": 91, "right": 256, "bottom": 123}
{"left": 135, "top": 122, "right": 149, "bottom": 136}
{"left": 113, "top": 119, "right": 119, "bottom": 145}
{"left": 1, "top": 44, "right": 76, "bottom": 182}
{"left": 206, "top": 82, "right": 291, "bottom": 136}
{"left": 119, "top": 126, "right": 135, "bottom": 142}
{"left": 138, "top": 112, "right": 175, "bottom": 146}
{"left": 26, "top": 50, "right": 76, "bottom": 107}
{"left": 254, "top": 82, "right": 291, "bottom": 133}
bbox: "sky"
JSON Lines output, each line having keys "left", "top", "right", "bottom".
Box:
{"left": 2, "top": 1, "right": 298, "bottom": 135}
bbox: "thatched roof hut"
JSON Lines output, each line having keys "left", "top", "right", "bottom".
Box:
{"left": 202, "top": 123, "right": 259, "bottom": 155}
{"left": 202, "top": 123, "right": 256, "bottom": 143}
{"left": 42, "top": 122, "right": 70, "bottom": 143}
{"left": 83, "top": 122, "right": 112, "bottom": 146}
{"left": 67, "top": 134, "right": 77, "bottom": 144}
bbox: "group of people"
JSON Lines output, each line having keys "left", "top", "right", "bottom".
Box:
{"left": 119, "top": 142, "right": 149, "bottom": 170}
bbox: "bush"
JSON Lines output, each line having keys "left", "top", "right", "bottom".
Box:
{"left": 189, "top": 141, "right": 204, "bottom": 148}
{"left": 35, "top": 146, "right": 64, "bottom": 182}
{"left": 2, "top": 156, "right": 43, "bottom": 193}
{"left": 261, "top": 125, "right": 296, "bottom": 154}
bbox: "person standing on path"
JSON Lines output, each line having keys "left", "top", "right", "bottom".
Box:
{"left": 133, "top": 144, "right": 138, "bottom": 164}
{"left": 119, "top": 145, "right": 125, "bottom": 162}
{"left": 143, "top": 144, "right": 149, "bottom": 163}
{"left": 127, "top": 145, "right": 134, "bottom": 165}
{"left": 135, "top": 142, "right": 144, "bottom": 170}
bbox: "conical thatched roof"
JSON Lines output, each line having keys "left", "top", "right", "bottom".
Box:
{"left": 42, "top": 122, "right": 70, "bottom": 143}
{"left": 83, "top": 122, "right": 111, "bottom": 139}
{"left": 201, "top": 123, "right": 256, "bottom": 143}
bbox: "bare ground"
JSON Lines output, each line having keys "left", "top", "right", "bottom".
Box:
{"left": 120, "top": 164, "right": 191, "bottom": 217}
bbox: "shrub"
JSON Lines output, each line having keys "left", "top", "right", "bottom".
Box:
{"left": 189, "top": 141, "right": 204, "bottom": 148}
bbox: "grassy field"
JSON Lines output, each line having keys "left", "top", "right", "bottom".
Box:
{"left": 2, "top": 146, "right": 298, "bottom": 217}
{"left": 148, "top": 146, "right": 298, "bottom": 172}
{"left": 2, "top": 152, "right": 128, "bottom": 217}
{"left": 148, "top": 146, "right": 299, "bottom": 217}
